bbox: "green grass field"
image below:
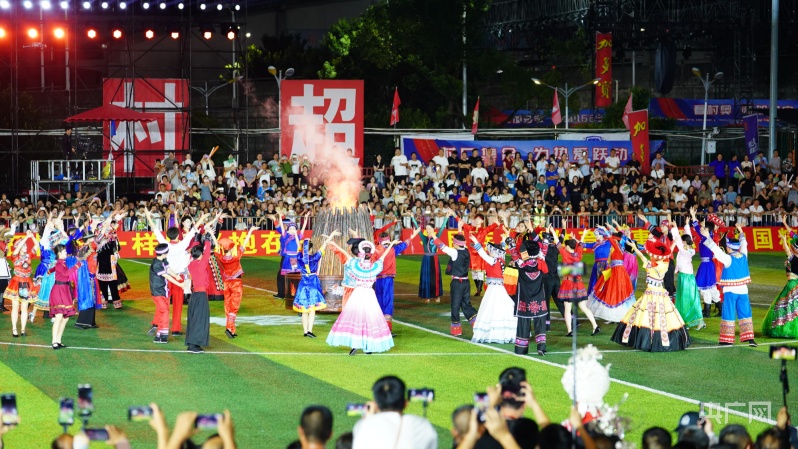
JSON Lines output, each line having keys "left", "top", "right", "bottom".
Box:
{"left": 0, "top": 253, "right": 794, "bottom": 448}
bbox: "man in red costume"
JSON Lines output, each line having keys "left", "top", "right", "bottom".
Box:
{"left": 215, "top": 226, "right": 257, "bottom": 339}
{"left": 373, "top": 228, "right": 420, "bottom": 334}
{"left": 458, "top": 214, "right": 502, "bottom": 296}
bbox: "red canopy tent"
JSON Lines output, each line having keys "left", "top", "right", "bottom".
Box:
{"left": 64, "top": 104, "right": 157, "bottom": 123}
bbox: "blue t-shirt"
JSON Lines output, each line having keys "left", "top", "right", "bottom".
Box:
{"left": 545, "top": 169, "right": 559, "bottom": 187}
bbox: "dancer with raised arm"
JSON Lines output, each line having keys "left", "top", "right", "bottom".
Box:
{"left": 690, "top": 207, "right": 723, "bottom": 318}
{"left": 49, "top": 244, "right": 84, "bottom": 349}
{"left": 418, "top": 218, "right": 447, "bottom": 304}
{"left": 457, "top": 214, "right": 501, "bottom": 296}
{"left": 558, "top": 229, "right": 600, "bottom": 336}
{"left": 5, "top": 230, "right": 37, "bottom": 337}
{"left": 293, "top": 232, "right": 337, "bottom": 338}
{"left": 762, "top": 214, "right": 798, "bottom": 338}
{"left": 429, "top": 225, "right": 479, "bottom": 336}
{"left": 326, "top": 238, "right": 396, "bottom": 355}
{"left": 216, "top": 225, "right": 257, "bottom": 339}
{"left": 587, "top": 227, "right": 635, "bottom": 323}
{"left": 507, "top": 231, "right": 549, "bottom": 355}
{"left": 671, "top": 221, "right": 705, "bottom": 330}
{"left": 468, "top": 231, "right": 516, "bottom": 344}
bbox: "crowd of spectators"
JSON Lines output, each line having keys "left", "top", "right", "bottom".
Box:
{"left": 0, "top": 368, "right": 792, "bottom": 449}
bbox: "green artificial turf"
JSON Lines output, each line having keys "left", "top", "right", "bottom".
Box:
{"left": 0, "top": 253, "right": 791, "bottom": 448}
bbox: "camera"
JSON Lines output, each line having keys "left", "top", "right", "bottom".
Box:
{"left": 345, "top": 403, "right": 368, "bottom": 417}
{"left": 128, "top": 406, "right": 153, "bottom": 422}
{"left": 407, "top": 388, "right": 435, "bottom": 403}
{"left": 557, "top": 262, "right": 585, "bottom": 277}
{"left": 771, "top": 345, "right": 797, "bottom": 361}
{"left": 195, "top": 414, "right": 222, "bottom": 430}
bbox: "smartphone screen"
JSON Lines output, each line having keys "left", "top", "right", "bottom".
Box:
{"left": 0, "top": 394, "right": 19, "bottom": 426}
{"left": 84, "top": 428, "right": 109, "bottom": 441}
{"left": 77, "top": 385, "right": 93, "bottom": 416}
{"left": 474, "top": 392, "right": 489, "bottom": 423}
{"left": 195, "top": 414, "right": 221, "bottom": 430}
{"left": 770, "top": 345, "right": 798, "bottom": 361}
{"left": 345, "top": 403, "right": 367, "bottom": 417}
{"left": 407, "top": 389, "right": 435, "bottom": 403}
{"left": 58, "top": 398, "right": 75, "bottom": 426}
{"left": 128, "top": 406, "right": 153, "bottom": 422}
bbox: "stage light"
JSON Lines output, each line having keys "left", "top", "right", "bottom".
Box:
{"left": 53, "top": 27, "right": 65, "bottom": 39}
{"left": 202, "top": 29, "right": 211, "bottom": 39}
{"left": 145, "top": 29, "right": 154, "bottom": 39}
{"left": 41, "top": 0, "right": 52, "bottom": 9}
{"left": 0, "top": 28, "right": 6, "bottom": 38}
{"left": 118, "top": 1, "right": 125, "bottom": 8}
{"left": 177, "top": 2, "right": 183, "bottom": 9}
{"left": 82, "top": 1, "right": 90, "bottom": 9}
{"left": 26, "top": 28, "right": 38, "bottom": 39}
{"left": 100, "top": 1, "right": 107, "bottom": 8}
{"left": 23, "top": 1, "right": 32, "bottom": 9}
{"left": 112, "top": 28, "right": 122, "bottom": 39}
{"left": 170, "top": 30, "right": 179, "bottom": 39}
{"left": 142, "top": 1, "right": 149, "bottom": 9}
{"left": 199, "top": 2, "right": 205, "bottom": 9}
{"left": 59, "top": 0, "right": 67, "bottom": 9}
{"left": 0, "top": 1, "right": 9, "bottom": 9}
{"left": 216, "top": 3, "right": 221, "bottom": 10}
{"left": 245, "top": 32, "right": 250, "bottom": 38}
{"left": 86, "top": 28, "right": 97, "bottom": 38}
{"left": 234, "top": 4, "right": 239, "bottom": 10}
{"left": 159, "top": 2, "right": 165, "bottom": 9}
{"left": 227, "top": 30, "right": 235, "bottom": 40}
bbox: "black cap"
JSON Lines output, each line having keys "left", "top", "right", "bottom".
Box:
{"left": 675, "top": 411, "right": 700, "bottom": 432}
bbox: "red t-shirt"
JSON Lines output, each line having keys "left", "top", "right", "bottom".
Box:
{"left": 187, "top": 241, "right": 211, "bottom": 292}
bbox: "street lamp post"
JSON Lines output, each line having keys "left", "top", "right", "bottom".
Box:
{"left": 268, "top": 65, "right": 294, "bottom": 156}
{"left": 531, "top": 77, "right": 601, "bottom": 129}
{"left": 691, "top": 67, "right": 724, "bottom": 166}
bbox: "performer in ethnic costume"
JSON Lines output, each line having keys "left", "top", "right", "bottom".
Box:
{"left": 584, "top": 228, "right": 611, "bottom": 297}
{"left": 327, "top": 240, "right": 396, "bottom": 355}
{"left": 611, "top": 220, "right": 643, "bottom": 291}
{"left": 558, "top": 232, "right": 600, "bottom": 336}
{"left": 193, "top": 212, "right": 225, "bottom": 302}
{"left": 186, "top": 238, "right": 213, "bottom": 353}
{"left": 418, "top": 224, "right": 445, "bottom": 303}
{"left": 32, "top": 217, "right": 67, "bottom": 321}
{"left": 293, "top": 233, "right": 337, "bottom": 338}
{"left": 374, "top": 228, "right": 419, "bottom": 333}
{"left": 429, "top": 226, "right": 479, "bottom": 336}
{"left": 5, "top": 230, "right": 37, "bottom": 337}
{"left": 468, "top": 234, "right": 516, "bottom": 344}
{"left": 0, "top": 225, "right": 13, "bottom": 313}
{"left": 700, "top": 223, "right": 757, "bottom": 346}
{"left": 504, "top": 221, "right": 530, "bottom": 296}
{"left": 49, "top": 244, "right": 83, "bottom": 349}
{"left": 690, "top": 207, "right": 724, "bottom": 318}
{"left": 273, "top": 215, "right": 303, "bottom": 299}
{"left": 95, "top": 213, "right": 124, "bottom": 309}
{"left": 638, "top": 212, "right": 676, "bottom": 301}
{"left": 611, "top": 240, "right": 691, "bottom": 352}
{"left": 508, "top": 236, "right": 549, "bottom": 355}
{"left": 216, "top": 225, "right": 257, "bottom": 339}
{"left": 587, "top": 231, "right": 636, "bottom": 323}
{"left": 671, "top": 222, "right": 705, "bottom": 330}
{"left": 74, "top": 241, "right": 101, "bottom": 330}
{"left": 458, "top": 214, "right": 501, "bottom": 296}
{"left": 149, "top": 244, "right": 187, "bottom": 344}
{"left": 540, "top": 227, "right": 564, "bottom": 330}
{"left": 762, "top": 216, "right": 798, "bottom": 338}
{"left": 326, "top": 238, "right": 365, "bottom": 310}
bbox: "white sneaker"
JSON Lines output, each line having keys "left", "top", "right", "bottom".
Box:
{"left": 28, "top": 312, "right": 34, "bottom": 323}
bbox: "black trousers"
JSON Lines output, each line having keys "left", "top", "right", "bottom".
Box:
{"left": 543, "top": 275, "right": 564, "bottom": 326}
{"left": 185, "top": 292, "right": 210, "bottom": 348}
{"left": 450, "top": 279, "right": 477, "bottom": 323}
{"left": 664, "top": 261, "right": 676, "bottom": 298}
{"left": 276, "top": 256, "right": 286, "bottom": 298}
{"left": 75, "top": 308, "right": 96, "bottom": 327}
{"left": 98, "top": 280, "right": 120, "bottom": 304}
{"left": 515, "top": 316, "right": 547, "bottom": 355}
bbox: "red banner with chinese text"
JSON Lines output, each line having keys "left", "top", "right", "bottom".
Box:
{"left": 280, "top": 79, "right": 364, "bottom": 165}
{"left": 102, "top": 78, "right": 190, "bottom": 177}
{"left": 595, "top": 32, "right": 612, "bottom": 108}
{"left": 628, "top": 109, "right": 650, "bottom": 175}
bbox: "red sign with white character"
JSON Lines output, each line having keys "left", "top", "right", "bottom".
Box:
{"left": 103, "top": 78, "right": 190, "bottom": 176}
{"left": 280, "top": 80, "right": 364, "bottom": 164}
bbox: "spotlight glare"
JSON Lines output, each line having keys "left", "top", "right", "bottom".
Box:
{"left": 216, "top": 3, "right": 221, "bottom": 10}
{"left": 234, "top": 4, "right": 239, "bottom": 10}
{"left": 100, "top": 1, "right": 107, "bottom": 8}
{"left": 159, "top": 2, "right": 165, "bottom": 9}
{"left": 202, "top": 30, "right": 211, "bottom": 39}
{"left": 177, "top": 2, "right": 183, "bottom": 9}
{"left": 87, "top": 28, "right": 97, "bottom": 38}
{"left": 145, "top": 29, "right": 154, "bottom": 39}
{"left": 227, "top": 30, "right": 235, "bottom": 40}
{"left": 170, "top": 31, "right": 179, "bottom": 39}
{"left": 0, "top": 28, "right": 5, "bottom": 38}
{"left": 245, "top": 32, "right": 250, "bottom": 38}
{"left": 112, "top": 28, "right": 122, "bottom": 39}
{"left": 59, "top": 0, "right": 67, "bottom": 8}
{"left": 118, "top": 1, "right": 125, "bottom": 8}
{"left": 23, "top": 1, "right": 32, "bottom": 9}
{"left": 26, "top": 28, "right": 38, "bottom": 38}
{"left": 82, "top": 0, "right": 90, "bottom": 8}
{"left": 199, "top": 3, "right": 205, "bottom": 9}
{"left": 142, "top": 1, "right": 149, "bottom": 8}
{"left": 53, "top": 27, "right": 65, "bottom": 39}
{"left": 0, "top": 1, "right": 9, "bottom": 9}
{"left": 41, "top": 0, "right": 52, "bottom": 9}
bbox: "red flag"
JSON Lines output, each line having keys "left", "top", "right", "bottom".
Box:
{"left": 628, "top": 109, "right": 650, "bottom": 175}
{"left": 551, "top": 91, "right": 562, "bottom": 126}
{"left": 390, "top": 88, "right": 400, "bottom": 126}
{"left": 622, "top": 93, "right": 633, "bottom": 130}
{"left": 471, "top": 97, "right": 480, "bottom": 134}
{"left": 595, "top": 32, "right": 612, "bottom": 107}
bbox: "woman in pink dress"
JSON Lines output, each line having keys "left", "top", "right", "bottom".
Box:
{"left": 49, "top": 244, "right": 83, "bottom": 350}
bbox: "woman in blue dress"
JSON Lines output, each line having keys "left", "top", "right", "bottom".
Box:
{"left": 418, "top": 215, "right": 449, "bottom": 304}
{"left": 32, "top": 216, "right": 68, "bottom": 323}
{"left": 293, "top": 233, "right": 336, "bottom": 338}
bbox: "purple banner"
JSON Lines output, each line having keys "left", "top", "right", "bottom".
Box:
{"left": 743, "top": 114, "right": 759, "bottom": 157}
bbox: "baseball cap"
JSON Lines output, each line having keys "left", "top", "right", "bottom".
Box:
{"left": 675, "top": 411, "right": 700, "bottom": 432}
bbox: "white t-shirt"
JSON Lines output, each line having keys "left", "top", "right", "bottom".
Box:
{"left": 432, "top": 155, "right": 449, "bottom": 172}
{"left": 750, "top": 204, "right": 764, "bottom": 223}
{"left": 407, "top": 159, "right": 423, "bottom": 179}
{"left": 391, "top": 155, "right": 409, "bottom": 176}
{"left": 605, "top": 156, "right": 620, "bottom": 173}
{"left": 353, "top": 413, "right": 437, "bottom": 449}
{"left": 568, "top": 167, "right": 583, "bottom": 183}
{"left": 471, "top": 167, "right": 489, "bottom": 184}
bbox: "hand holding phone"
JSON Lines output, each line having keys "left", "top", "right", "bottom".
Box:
{"left": 195, "top": 414, "right": 222, "bottom": 430}
{"left": 84, "top": 428, "right": 109, "bottom": 441}
{"left": 77, "top": 385, "right": 93, "bottom": 417}
{"left": 346, "top": 403, "right": 367, "bottom": 417}
{"left": 58, "top": 398, "right": 75, "bottom": 426}
{"left": 128, "top": 406, "right": 153, "bottom": 422}
{"left": 474, "top": 393, "right": 489, "bottom": 423}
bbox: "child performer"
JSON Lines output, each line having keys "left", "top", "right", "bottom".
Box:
{"left": 186, "top": 237, "right": 213, "bottom": 354}
{"left": 49, "top": 244, "right": 83, "bottom": 349}
{"left": 215, "top": 225, "right": 257, "bottom": 339}
{"left": 611, "top": 240, "right": 691, "bottom": 352}
{"left": 149, "top": 244, "right": 187, "bottom": 344}
{"left": 507, "top": 236, "right": 549, "bottom": 356}
{"left": 293, "top": 233, "right": 337, "bottom": 338}
{"left": 428, "top": 226, "right": 479, "bottom": 336}
{"left": 327, "top": 239, "right": 396, "bottom": 355}
{"left": 587, "top": 228, "right": 635, "bottom": 323}
{"left": 559, "top": 231, "right": 600, "bottom": 336}
{"left": 762, "top": 214, "right": 798, "bottom": 338}
{"left": 671, "top": 222, "right": 705, "bottom": 330}
{"left": 5, "top": 230, "right": 37, "bottom": 337}
{"left": 374, "top": 228, "right": 420, "bottom": 334}
{"left": 701, "top": 223, "right": 757, "bottom": 346}
{"left": 468, "top": 233, "right": 516, "bottom": 344}
{"left": 689, "top": 207, "right": 722, "bottom": 318}
{"left": 273, "top": 214, "right": 304, "bottom": 300}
